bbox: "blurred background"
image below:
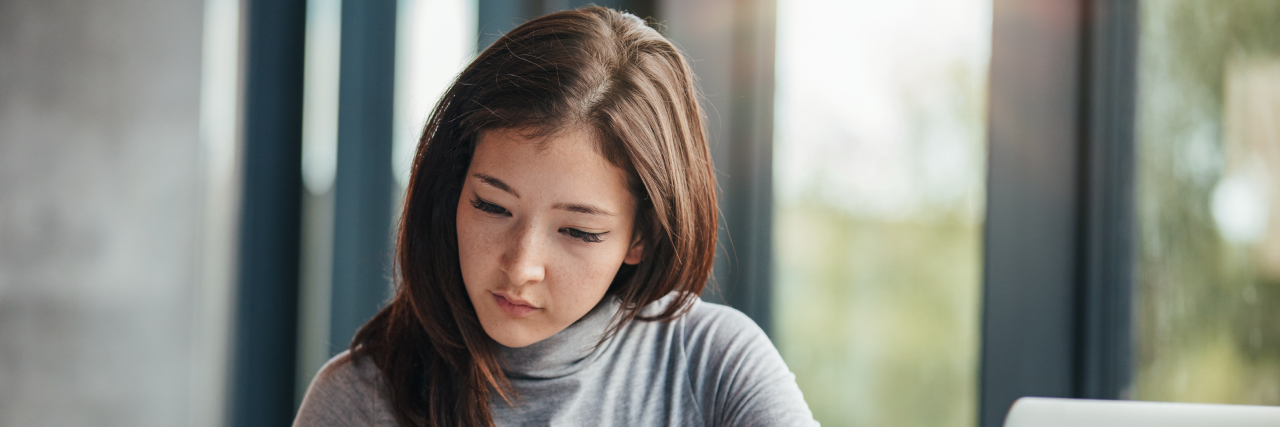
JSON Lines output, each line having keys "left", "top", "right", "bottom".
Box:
{"left": 0, "top": 0, "right": 1277, "bottom": 426}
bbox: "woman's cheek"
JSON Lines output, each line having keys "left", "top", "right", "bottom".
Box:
{"left": 456, "top": 210, "right": 497, "bottom": 288}
{"left": 578, "top": 243, "right": 626, "bottom": 290}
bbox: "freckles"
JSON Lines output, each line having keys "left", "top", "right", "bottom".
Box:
{"left": 457, "top": 212, "right": 500, "bottom": 256}
{"left": 477, "top": 228, "right": 512, "bottom": 263}
{"left": 557, "top": 251, "right": 620, "bottom": 296}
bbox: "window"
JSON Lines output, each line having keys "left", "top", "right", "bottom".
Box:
{"left": 392, "top": 0, "right": 478, "bottom": 191}
{"left": 294, "top": 0, "right": 477, "bottom": 406}
{"left": 772, "top": 0, "right": 991, "bottom": 425}
{"left": 1133, "top": 0, "right": 1280, "bottom": 405}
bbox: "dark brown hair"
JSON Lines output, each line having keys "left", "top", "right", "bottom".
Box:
{"left": 350, "top": 6, "right": 717, "bottom": 426}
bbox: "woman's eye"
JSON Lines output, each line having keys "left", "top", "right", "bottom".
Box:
{"left": 470, "top": 198, "right": 510, "bottom": 216}
{"left": 560, "top": 227, "right": 605, "bottom": 243}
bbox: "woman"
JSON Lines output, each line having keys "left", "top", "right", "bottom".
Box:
{"left": 295, "top": 6, "right": 816, "bottom": 426}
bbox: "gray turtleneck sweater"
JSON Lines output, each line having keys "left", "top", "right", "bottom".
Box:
{"left": 293, "top": 295, "right": 818, "bottom": 426}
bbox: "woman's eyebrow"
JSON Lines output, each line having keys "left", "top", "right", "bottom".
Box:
{"left": 553, "top": 202, "right": 614, "bottom": 217}
{"left": 473, "top": 173, "right": 519, "bottom": 197}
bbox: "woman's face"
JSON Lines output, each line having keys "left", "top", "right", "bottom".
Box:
{"left": 456, "top": 127, "right": 644, "bottom": 348}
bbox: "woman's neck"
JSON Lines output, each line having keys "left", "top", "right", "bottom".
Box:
{"left": 496, "top": 295, "right": 621, "bottom": 379}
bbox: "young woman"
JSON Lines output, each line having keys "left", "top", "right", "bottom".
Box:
{"left": 294, "top": 6, "right": 816, "bottom": 426}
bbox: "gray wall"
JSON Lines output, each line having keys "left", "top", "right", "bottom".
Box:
{"left": 0, "top": 0, "right": 216, "bottom": 425}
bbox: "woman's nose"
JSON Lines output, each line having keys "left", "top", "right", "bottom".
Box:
{"left": 500, "top": 222, "right": 546, "bottom": 287}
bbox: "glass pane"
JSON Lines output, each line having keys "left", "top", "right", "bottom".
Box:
{"left": 1134, "top": 0, "right": 1280, "bottom": 405}
{"left": 392, "top": 0, "right": 478, "bottom": 190}
{"left": 772, "top": 1, "right": 991, "bottom": 425}
{"left": 296, "top": 0, "right": 342, "bottom": 402}
{"left": 294, "top": 0, "right": 477, "bottom": 400}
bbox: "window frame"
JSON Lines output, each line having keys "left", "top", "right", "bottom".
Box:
{"left": 979, "top": 1, "right": 1138, "bottom": 426}
{"left": 327, "top": 0, "right": 398, "bottom": 361}
{"left": 230, "top": 1, "right": 308, "bottom": 425}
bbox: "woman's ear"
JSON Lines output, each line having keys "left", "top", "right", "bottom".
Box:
{"left": 623, "top": 233, "right": 644, "bottom": 265}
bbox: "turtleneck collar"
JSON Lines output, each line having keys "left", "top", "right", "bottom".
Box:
{"left": 496, "top": 296, "right": 621, "bottom": 380}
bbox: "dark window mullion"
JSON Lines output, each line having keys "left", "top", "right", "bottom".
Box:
{"left": 979, "top": 1, "right": 1088, "bottom": 426}
{"left": 231, "top": 0, "right": 308, "bottom": 425}
{"left": 980, "top": 0, "right": 1141, "bottom": 425}
{"left": 328, "top": 0, "right": 397, "bottom": 356}
{"left": 1077, "top": 0, "right": 1138, "bottom": 401}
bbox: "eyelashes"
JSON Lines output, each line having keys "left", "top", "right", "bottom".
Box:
{"left": 469, "top": 196, "right": 607, "bottom": 243}
{"left": 560, "top": 227, "right": 605, "bottom": 243}
{"left": 470, "top": 197, "right": 510, "bottom": 216}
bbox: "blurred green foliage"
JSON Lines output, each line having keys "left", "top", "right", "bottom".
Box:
{"left": 1134, "top": 0, "right": 1280, "bottom": 405}
{"left": 775, "top": 204, "right": 981, "bottom": 426}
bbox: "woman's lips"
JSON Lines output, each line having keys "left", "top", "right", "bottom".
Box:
{"left": 493, "top": 293, "right": 538, "bottom": 317}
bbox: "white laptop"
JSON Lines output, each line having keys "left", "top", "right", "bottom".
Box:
{"left": 1003, "top": 397, "right": 1280, "bottom": 427}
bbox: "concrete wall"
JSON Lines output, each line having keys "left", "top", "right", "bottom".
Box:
{"left": 0, "top": 0, "right": 218, "bottom": 425}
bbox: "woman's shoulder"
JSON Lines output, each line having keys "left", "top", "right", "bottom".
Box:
{"left": 683, "top": 297, "right": 759, "bottom": 333}
{"left": 639, "top": 293, "right": 766, "bottom": 345}
{"left": 642, "top": 294, "right": 820, "bottom": 426}
{"left": 293, "top": 351, "right": 397, "bottom": 427}
{"left": 634, "top": 293, "right": 777, "bottom": 375}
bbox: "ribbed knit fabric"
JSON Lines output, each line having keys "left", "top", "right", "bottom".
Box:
{"left": 294, "top": 294, "right": 818, "bottom": 426}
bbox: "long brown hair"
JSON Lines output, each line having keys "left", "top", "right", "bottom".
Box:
{"left": 350, "top": 6, "right": 717, "bottom": 426}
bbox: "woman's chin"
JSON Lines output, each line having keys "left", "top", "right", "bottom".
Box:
{"left": 482, "top": 318, "right": 555, "bottom": 348}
